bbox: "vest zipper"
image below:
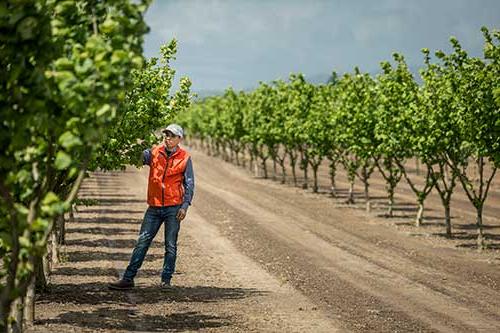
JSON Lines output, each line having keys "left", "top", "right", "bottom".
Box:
{"left": 161, "top": 154, "right": 169, "bottom": 207}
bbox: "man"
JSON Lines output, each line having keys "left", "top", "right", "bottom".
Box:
{"left": 109, "top": 124, "right": 195, "bottom": 290}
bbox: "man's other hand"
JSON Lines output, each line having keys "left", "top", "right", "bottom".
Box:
{"left": 176, "top": 208, "right": 187, "bottom": 221}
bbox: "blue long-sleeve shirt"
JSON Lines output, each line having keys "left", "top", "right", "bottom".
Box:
{"left": 143, "top": 146, "right": 195, "bottom": 211}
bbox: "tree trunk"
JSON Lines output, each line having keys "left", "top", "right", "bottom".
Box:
{"left": 287, "top": 149, "right": 298, "bottom": 187}
{"left": 444, "top": 203, "right": 451, "bottom": 238}
{"left": 361, "top": 165, "right": 373, "bottom": 213}
{"left": 23, "top": 276, "right": 35, "bottom": 328}
{"left": 9, "top": 297, "right": 23, "bottom": 333}
{"left": 225, "top": 143, "right": 230, "bottom": 162}
{"left": 453, "top": 156, "right": 497, "bottom": 251}
{"left": 476, "top": 209, "right": 484, "bottom": 251}
{"left": 272, "top": 157, "right": 277, "bottom": 181}
{"left": 434, "top": 167, "right": 456, "bottom": 238}
{"left": 387, "top": 186, "right": 395, "bottom": 217}
{"left": 260, "top": 152, "right": 268, "bottom": 179}
{"left": 278, "top": 158, "right": 286, "bottom": 184}
{"left": 346, "top": 166, "right": 356, "bottom": 204}
{"left": 235, "top": 149, "right": 240, "bottom": 166}
{"left": 416, "top": 201, "right": 424, "bottom": 227}
{"left": 210, "top": 141, "right": 216, "bottom": 156}
{"left": 376, "top": 157, "right": 402, "bottom": 218}
{"left": 242, "top": 147, "right": 247, "bottom": 168}
{"left": 300, "top": 149, "right": 308, "bottom": 189}
{"left": 229, "top": 146, "right": 234, "bottom": 163}
{"left": 35, "top": 253, "right": 48, "bottom": 292}
{"left": 69, "top": 207, "right": 74, "bottom": 223}
{"left": 42, "top": 252, "right": 50, "bottom": 287}
{"left": 206, "top": 140, "right": 212, "bottom": 156}
{"left": 222, "top": 143, "right": 226, "bottom": 161}
{"left": 312, "top": 163, "right": 319, "bottom": 193}
{"left": 57, "top": 214, "right": 65, "bottom": 245}
{"left": 364, "top": 180, "right": 370, "bottom": 213}
{"left": 328, "top": 159, "right": 337, "bottom": 197}
{"left": 249, "top": 150, "right": 254, "bottom": 172}
{"left": 215, "top": 141, "right": 220, "bottom": 157}
{"left": 347, "top": 178, "right": 355, "bottom": 204}
{"left": 51, "top": 230, "right": 59, "bottom": 264}
{"left": 398, "top": 160, "right": 435, "bottom": 229}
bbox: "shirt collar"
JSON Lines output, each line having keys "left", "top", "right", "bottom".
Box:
{"left": 165, "top": 145, "right": 178, "bottom": 156}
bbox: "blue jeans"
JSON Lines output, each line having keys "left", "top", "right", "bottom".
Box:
{"left": 123, "top": 205, "right": 181, "bottom": 283}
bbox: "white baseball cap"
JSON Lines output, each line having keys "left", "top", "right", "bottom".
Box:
{"left": 162, "top": 124, "right": 184, "bottom": 138}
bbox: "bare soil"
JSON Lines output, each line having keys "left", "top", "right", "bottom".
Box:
{"left": 28, "top": 146, "right": 500, "bottom": 332}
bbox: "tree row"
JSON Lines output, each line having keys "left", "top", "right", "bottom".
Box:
{"left": 178, "top": 27, "right": 499, "bottom": 251}
{"left": 0, "top": 1, "right": 190, "bottom": 331}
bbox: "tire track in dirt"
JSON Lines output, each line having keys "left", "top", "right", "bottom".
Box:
{"left": 191, "top": 149, "right": 500, "bottom": 332}
{"left": 193, "top": 184, "right": 435, "bottom": 332}
{"left": 202, "top": 174, "right": 500, "bottom": 312}
{"left": 195, "top": 182, "right": 500, "bottom": 332}
{"left": 196, "top": 148, "right": 500, "bottom": 274}
{"left": 186, "top": 208, "right": 342, "bottom": 332}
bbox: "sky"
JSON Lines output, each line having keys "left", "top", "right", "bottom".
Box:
{"left": 143, "top": 0, "right": 500, "bottom": 94}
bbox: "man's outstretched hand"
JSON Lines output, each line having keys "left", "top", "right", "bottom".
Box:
{"left": 176, "top": 208, "right": 187, "bottom": 222}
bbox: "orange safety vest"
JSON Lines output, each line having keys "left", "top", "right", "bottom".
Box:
{"left": 147, "top": 145, "right": 190, "bottom": 207}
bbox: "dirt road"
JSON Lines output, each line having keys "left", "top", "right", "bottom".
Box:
{"left": 30, "top": 147, "right": 500, "bottom": 332}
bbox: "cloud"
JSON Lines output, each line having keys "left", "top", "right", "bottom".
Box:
{"left": 146, "top": 0, "right": 322, "bottom": 49}
{"left": 143, "top": 0, "right": 500, "bottom": 91}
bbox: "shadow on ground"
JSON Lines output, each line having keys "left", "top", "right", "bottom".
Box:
{"left": 71, "top": 217, "right": 142, "bottom": 225}
{"left": 35, "top": 308, "right": 233, "bottom": 332}
{"left": 65, "top": 238, "right": 159, "bottom": 249}
{"left": 76, "top": 197, "right": 145, "bottom": 206}
{"left": 66, "top": 226, "right": 138, "bottom": 235}
{"left": 77, "top": 208, "right": 145, "bottom": 215}
{"left": 455, "top": 239, "right": 500, "bottom": 250}
{"left": 53, "top": 266, "right": 159, "bottom": 278}
{"left": 37, "top": 282, "right": 266, "bottom": 307}
{"left": 66, "top": 250, "right": 163, "bottom": 262}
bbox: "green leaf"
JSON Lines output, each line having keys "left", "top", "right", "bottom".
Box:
{"left": 19, "top": 236, "right": 31, "bottom": 249}
{"left": 54, "top": 58, "right": 74, "bottom": 71}
{"left": 100, "top": 17, "right": 119, "bottom": 34}
{"left": 58, "top": 131, "right": 82, "bottom": 149}
{"left": 111, "top": 50, "right": 128, "bottom": 64}
{"left": 0, "top": 232, "right": 13, "bottom": 250}
{"left": 54, "top": 151, "right": 72, "bottom": 170}
{"left": 31, "top": 218, "right": 49, "bottom": 232}
{"left": 17, "top": 16, "right": 38, "bottom": 40}
{"left": 67, "top": 166, "right": 79, "bottom": 180}
{"left": 96, "top": 104, "right": 111, "bottom": 117}
{"left": 42, "top": 192, "right": 60, "bottom": 206}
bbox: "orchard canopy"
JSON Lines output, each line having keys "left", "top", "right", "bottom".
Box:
{"left": 177, "top": 27, "right": 500, "bottom": 249}
{"left": 1, "top": 0, "right": 191, "bottom": 330}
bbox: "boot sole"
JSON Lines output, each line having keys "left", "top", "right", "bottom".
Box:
{"left": 108, "top": 285, "right": 134, "bottom": 290}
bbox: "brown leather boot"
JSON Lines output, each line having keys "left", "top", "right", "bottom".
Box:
{"left": 108, "top": 279, "right": 134, "bottom": 290}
